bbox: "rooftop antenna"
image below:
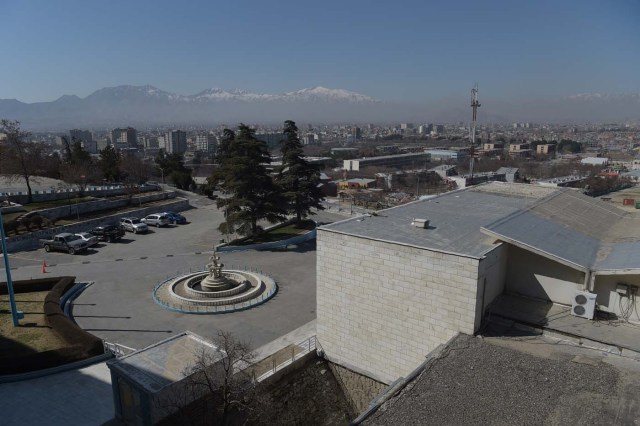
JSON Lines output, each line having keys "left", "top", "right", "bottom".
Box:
{"left": 468, "top": 84, "right": 481, "bottom": 184}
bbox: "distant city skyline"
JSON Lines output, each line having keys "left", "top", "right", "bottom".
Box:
{"left": 1, "top": 0, "right": 639, "bottom": 104}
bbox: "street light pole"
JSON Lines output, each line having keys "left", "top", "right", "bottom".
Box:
{"left": 0, "top": 209, "right": 24, "bottom": 326}
{"left": 155, "top": 167, "right": 165, "bottom": 193}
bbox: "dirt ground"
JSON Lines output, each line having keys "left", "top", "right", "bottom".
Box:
{"left": 255, "top": 357, "right": 354, "bottom": 426}
{"left": 160, "top": 357, "right": 354, "bottom": 426}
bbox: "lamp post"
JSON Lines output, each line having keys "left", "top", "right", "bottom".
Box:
{"left": 0, "top": 208, "right": 24, "bottom": 326}
{"left": 155, "top": 167, "right": 165, "bottom": 193}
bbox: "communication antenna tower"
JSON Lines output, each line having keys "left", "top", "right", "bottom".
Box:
{"left": 468, "top": 84, "right": 481, "bottom": 183}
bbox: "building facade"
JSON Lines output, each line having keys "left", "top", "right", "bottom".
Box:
{"left": 166, "top": 130, "right": 187, "bottom": 154}
{"left": 316, "top": 183, "right": 640, "bottom": 384}
{"left": 195, "top": 134, "right": 217, "bottom": 153}
{"left": 112, "top": 127, "right": 137, "bottom": 150}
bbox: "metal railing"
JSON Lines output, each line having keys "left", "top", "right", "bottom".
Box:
{"left": 253, "top": 335, "right": 317, "bottom": 383}
{"left": 103, "top": 341, "right": 136, "bottom": 358}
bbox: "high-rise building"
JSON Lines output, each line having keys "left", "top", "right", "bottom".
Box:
{"left": 69, "top": 129, "right": 96, "bottom": 153}
{"left": 195, "top": 134, "right": 217, "bottom": 153}
{"left": 166, "top": 130, "right": 187, "bottom": 154}
{"left": 97, "top": 139, "right": 109, "bottom": 151}
{"left": 144, "top": 137, "right": 160, "bottom": 150}
{"left": 111, "top": 127, "right": 137, "bottom": 150}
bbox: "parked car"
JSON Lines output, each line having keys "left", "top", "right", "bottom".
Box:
{"left": 163, "top": 211, "right": 187, "bottom": 225}
{"left": 40, "top": 233, "right": 88, "bottom": 254}
{"left": 90, "top": 224, "right": 125, "bottom": 242}
{"left": 119, "top": 217, "right": 149, "bottom": 234}
{"left": 141, "top": 213, "right": 170, "bottom": 227}
{"left": 75, "top": 232, "right": 98, "bottom": 247}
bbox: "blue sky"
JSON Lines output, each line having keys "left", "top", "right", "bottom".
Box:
{"left": 1, "top": 0, "right": 639, "bottom": 103}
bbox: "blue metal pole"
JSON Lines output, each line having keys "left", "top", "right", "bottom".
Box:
{"left": 0, "top": 209, "right": 23, "bottom": 326}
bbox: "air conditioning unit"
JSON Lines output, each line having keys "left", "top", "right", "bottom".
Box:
{"left": 571, "top": 291, "right": 597, "bottom": 320}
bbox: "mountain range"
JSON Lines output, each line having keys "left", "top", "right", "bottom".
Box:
{"left": 0, "top": 85, "right": 385, "bottom": 130}
{"left": 0, "top": 85, "right": 638, "bottom": 130}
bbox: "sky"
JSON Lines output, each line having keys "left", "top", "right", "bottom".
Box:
{"left": 1, "top": 0, "right": 639, "bottom": 104}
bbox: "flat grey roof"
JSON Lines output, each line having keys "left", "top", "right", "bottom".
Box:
{"left": 352, "top": 152, "right": 431, "bottom": 162}
{"left": 482, "top": 189, "right": 640, "bottom": 272}
{"left": 320, "top": 183, "right": 551, "bottom": 257}
{"left": 107, "top": 331, "right": 219, "bottom": 393}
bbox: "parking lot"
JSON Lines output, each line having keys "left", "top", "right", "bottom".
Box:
{"left": 3, "top": 194, "right": 345, "bottom": 351}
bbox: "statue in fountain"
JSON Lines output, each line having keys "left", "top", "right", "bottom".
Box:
{"left": 208, "top": 249, "right": 224, "bottom": 279}
{"left": 201, "top": 248, "right": 233, "bottom": 291}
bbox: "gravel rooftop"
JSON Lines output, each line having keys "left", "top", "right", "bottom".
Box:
{"left": 365, "top": 334, "right": 640, "bottom": 426}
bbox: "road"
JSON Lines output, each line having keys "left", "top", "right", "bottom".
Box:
{"left": 1, "top": 194, "right": 344, "bottom": 351}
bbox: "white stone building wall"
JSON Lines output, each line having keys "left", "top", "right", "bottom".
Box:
{"left": 317, "top": 230, "right": 481, "bottom": 384}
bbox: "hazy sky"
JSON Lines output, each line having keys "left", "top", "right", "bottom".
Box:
{"left": 2, "top": 0, "right": 639, "bottom": 103}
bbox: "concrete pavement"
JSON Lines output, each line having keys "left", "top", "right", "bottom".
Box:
{"left": 0, "top": 362, "right": 114, "bottom": 426}
{"left": 0, "top": 193, "right": 342, "bottom": 425}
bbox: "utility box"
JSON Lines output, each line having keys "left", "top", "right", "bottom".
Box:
{"left": 411, "top": 218, "right": 430, "bottom": 229}
{"left": 636, "top": 201, "right": 640, "bottom": 209}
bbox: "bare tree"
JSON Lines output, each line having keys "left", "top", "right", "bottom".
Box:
{"left": 119, "top": 153, "right": 150, "bottom": 204}
{"left": 160, "top": 330, "right": 258, "bottom": 426}
{"left": 59, "top": 142, "right": 98, "bottom": 196}
{"left": 0, "top": 119, "right": 46, "bottom": 203}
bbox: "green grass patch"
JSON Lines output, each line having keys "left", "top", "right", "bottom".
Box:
{"left": 23, "top": 196, "right": 95, "bottom": 211}
{"left": 2, "top": 212, "right": 24, "bottom": 223}
{"left": 236, "top": 220, "right": 315, "bottom": 245}
{"left": 0, "top": 291, "right": 67, "bottom": 357}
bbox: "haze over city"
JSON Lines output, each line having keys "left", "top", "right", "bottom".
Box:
{"left": 4, "top": 1, "right": 640, "bottom": 425}
{"left": 1, "top": 0, "right": 639, "bottom": 125}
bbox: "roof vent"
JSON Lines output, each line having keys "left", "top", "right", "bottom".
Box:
{"left": 411, "top": 218, "right": 430, "bottom": 229}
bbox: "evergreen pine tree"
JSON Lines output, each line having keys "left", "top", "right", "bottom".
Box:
{"left": 215, "top": 124, "right": 285, "bottom": 236}
{"left": 277, "top": 120, "right": 324, "bottom": 222}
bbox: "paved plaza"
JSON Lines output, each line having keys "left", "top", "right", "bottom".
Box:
{"left": 3, "top": 194, "right": 344, "bottom": 350}
{"left": 0, "top": 193, "right": 345, "bottom": 425}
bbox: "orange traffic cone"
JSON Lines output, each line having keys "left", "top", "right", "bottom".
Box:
{"left": 42, "top": 260, "right": 48, "bottom": 274}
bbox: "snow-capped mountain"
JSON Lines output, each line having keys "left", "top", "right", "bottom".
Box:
{"left": 281, "top": 86, "right": 378, "bottom": 103}
{"left": 566, "top": 92, "right": 640, "bottom": 102}
{"left": 1, "top": 85, "right": 638, "bottom": 130}
{"left": 189, "top": 86, "right": 379, "bottom": 102}
{"left": 85, "top": 84, "right": 187, "bottom": 102}
{"left": 0, "top": 85, "right": 382, "bottom": 129}
{"left": 189, "top": 88, "right": 274, "bottom": 101}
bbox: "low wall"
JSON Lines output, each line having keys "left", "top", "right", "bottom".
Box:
{"left": 0, "top": 276, "right": 105, "bottom": 375}
{"left": 4, "top": 198, "right": 190, "bottom": 253}
{"left": 217, "top": 225, "right": 317, "bottom": 253}
{"left": 1, "top": 184, "right": 159, "bottom": 205}
{"left": 28, "top": 191, "right": 176, "bottom": 221}
{"left": 0, "top": 204, "right": 25, "bottom": 214}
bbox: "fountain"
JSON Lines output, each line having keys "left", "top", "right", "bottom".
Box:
{"left": 152, "top": 248, "right": 277, "bottom": 314}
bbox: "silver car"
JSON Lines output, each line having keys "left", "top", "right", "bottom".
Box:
{"left": 141, "top": 213, "right": 170, "bottom": 227}
{"left": 119, "top": 217, "right": 149, "bottom": 234}
{"left": 75, "top": 232, "right": 98, "bottom": 247}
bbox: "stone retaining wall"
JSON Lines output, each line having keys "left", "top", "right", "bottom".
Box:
{"left": 327, "top": 361, "right": 386, "bottom": 415}
{"left": 27, "top": 191, "right": 176, "bottom": 221}
{"left": 3, "top": 198, "right": 189, "bottom": 253}
{"left": 1, "top": 184, "right": 159, "bottom": 204}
